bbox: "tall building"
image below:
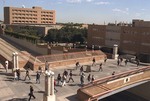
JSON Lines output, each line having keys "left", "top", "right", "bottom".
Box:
{"left": 87, "top": 20, "right": 150, "bottom": 62}
{"left": 4, "top": 6, "right": 56, "bottom": 24}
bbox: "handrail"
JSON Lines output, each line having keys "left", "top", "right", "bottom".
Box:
{"left": 81, "top": 66, "right": 150, "bottom": 90}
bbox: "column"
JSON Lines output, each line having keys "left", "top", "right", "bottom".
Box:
{"left": 15, "top": 52, "right": 19, "bottom": 69}
{"left": 43, "top": 71, "right": 55, "bottom": 101}
{"left": 112, "top": 44, "right": 119, "bottom": 59}
{"left": 12, "top": 52, "right": 16, "bottom": 72}
{"left": 50, "top": 75, "right": 54, "bottom": 95}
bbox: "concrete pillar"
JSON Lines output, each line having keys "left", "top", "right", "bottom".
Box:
{"left": 50, "top": 76, "right": 54, "bottom": 95}
{"left": 12, "top": 52, "right": 16, "bottom": 72}
{"left": 15, "top": 52, "right": 19, "bottom": 69}
{"left": 43, "top": 71, "right": 55, "bottom": 101}
{"left": 112, "top": 44, "right": 119, "bottom": 59}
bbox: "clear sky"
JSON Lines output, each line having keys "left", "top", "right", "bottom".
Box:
{"left": 0, "top": 0, "right": 150, "bottom": 24}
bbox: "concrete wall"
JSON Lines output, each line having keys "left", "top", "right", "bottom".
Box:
{"left": 2, "top": 34, "right": 48, "bottom": 55}
{"left": 33, "top": 54, "right": 106, "bottom": 70}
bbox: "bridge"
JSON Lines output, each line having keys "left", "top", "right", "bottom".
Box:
{"left": 77, "top": 66, "right": 150, "bottom": 101}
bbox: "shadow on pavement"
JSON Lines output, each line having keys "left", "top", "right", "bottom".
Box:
{"left": 36, "top": 90, "right": 44, "bottom": 93}
{"left": 0, "top": 72, "right": 13, "bottom": 76}
{"left": 8, "top": 98, "right": 28, "bottom": 101}
{"left": 66, "top": 94, "right": 79, "bottom": 101}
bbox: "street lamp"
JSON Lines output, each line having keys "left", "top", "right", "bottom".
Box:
{"left": 43, "top": 70, "right": 55, "bottom": 101}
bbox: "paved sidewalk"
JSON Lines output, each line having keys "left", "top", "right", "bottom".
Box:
{"left": 0, "top": 59, "right": 148, "bottom": 101}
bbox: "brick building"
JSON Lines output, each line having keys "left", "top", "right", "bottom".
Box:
{"left": 87, "top": 20, "right": 150, "bottom": 62}
{"left": 4, "top": 6, "right": 56, "bottom": 24}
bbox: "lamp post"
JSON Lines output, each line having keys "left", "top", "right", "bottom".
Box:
{"left": 43, "top": 70, "right": 55, "bottom": 101}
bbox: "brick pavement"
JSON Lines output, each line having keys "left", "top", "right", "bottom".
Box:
{"left": 0, "top": 59, "right": 147, "bottom": 101}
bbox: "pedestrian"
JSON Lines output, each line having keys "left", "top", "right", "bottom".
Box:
{"left": 87, "top": 74, "right": 91, "bottom": 82}
{"left": 137, "top": 60, "right": 140, "bottom": 67}
{"left": 92, "top": 57, "right": 96, "bottom": 66}
{"left": 36, "top": 71, "right": 40, "bottom": 84}
{"left": 14, "top": 70, "right": 17, "bottom": 81}
{"left": 54, "top": 80, "right": 58, "bottom": 93}
{"left": 120, "top": 58, "right": 123, "bottom": 63}
{"left": 24, "top": 69, "right": 31, "bottom": 81}
{"left": 104, "top": 57, "right": 107, "bottom": 64}
{"left": 62, "top": 74, "right": 67, "bottom": 86}
{"left": 68, "top": 70, "right": 74, "bottom": 83}
{"left": 28, "top": 85, "right": 36, "bottom": 101}
{"left": 91, "top": 75, "right": 95, "bottom": 82}
{"left": 79, "top": 66, "right": 84, "bottom": 75}
{"left": 98, "top": 63, "right": 103, "bottom": 72}
{"left": 45, "top": 61, "right": 49, "bottom": 71}
{"left": 80, "top": 72, "right": 85, "bottom": 86}
{"left": 125, "top": 59, "right": 128, "bottom": 66}
{"left": 16, "top": 69, "right": 21, "bottom": 80}
{"left": 5, "top": 60, "right": 9, "bottom": 73}
{"left": 75, "top": 62, "right": 80, "bottom": 70}
{"left": 57, "top": 73, "right": 62, "bottom": 85}
{"left": 117, "top": 59, "right": 120, "bottom": 66}
{"left": 63, "top": 69, "right": 68, "bottom": 79}
{"left": 112, "top": 71, "right": 115, "bottom": 75}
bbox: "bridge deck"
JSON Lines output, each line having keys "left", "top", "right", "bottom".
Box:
{"left": 78, "top": 66, "right": 150, "bottom": 101}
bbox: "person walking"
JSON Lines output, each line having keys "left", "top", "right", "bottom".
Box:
{"left": 5, "top": 60, "right": 9, "bottom": 73}
{"left": 28, "top": 85, "right": 36, "bottom": 101}
{"left": 24, "top": 69, "right": 31, "bottom": 81}
{"left": 80, "top": 72, "right": 85, "bottom": 86}
{"left": 125, "top": 59, "right": 128, "bottom": 66}
{"left": 75, "top": 62, "right": 80, "bottom": 70}
{"left": 91, "top": 75, "right": 95, "bottom": 82}
{"left": 14, "top": 70, "right": 17, "bottom": 81}
{"left": 112, "top": 71, "right": 115, "bottom": 75}
{"left": 62, "top": 74, "right": 67, "bottom": 86}
{"left": 16, "top": 69, "right": 21, "bottom": 80}
{"left": 63, "top": 70, "right": 68, "bottom": 78}
{"left": 57, "top": 73, "right": 62, "bottom": 85}
{"left": 117, "top": 59, "right": 120, "bottom": 66}
{"left": 92, "top": 57, "right": 96, "bottom": 66}
{"left": 104, "top": 57, "right": 107, "bottom": 64}
{"left": 79, "top": 66, "right": 84, "bottom": 75}
{"left": 54, "top": 80, "right": 58, "bottom": 93}
{"left": 137, "top": 59, "right": 140, "bottom": 67}
{"left": 98, "top": 63, "right": 103, "bottom": 72}
{"left": 87, "top": 74, "right": 91, "bottom": 82}
{"left": 68, "top": 70, "right": 74, "bottom": 83}
{"left": 36, "top": 71, "right": 40, "bottom": 84}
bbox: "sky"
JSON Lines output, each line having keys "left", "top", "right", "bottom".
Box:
{"left": 0, "top": 0, "right": 150, "bottom": 24}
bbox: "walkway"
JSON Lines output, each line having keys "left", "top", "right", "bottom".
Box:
{"left": 0, "top": 58, "right": 148, "bottom": 101}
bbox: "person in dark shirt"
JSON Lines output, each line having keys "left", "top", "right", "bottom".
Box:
{"left": 24, "top": 69, "right": 31, "bottom": 81}
{"left": 92, "top": 57, "right": 96, "bottom": 66}
{"left": 68, "top": 70, "right": 74, "bottom": 83}
{"left": 36, "top": 71, "right": 40, "bottom": 84}
{"left": 28, "top": 86, "right": 35, "bottom": 101}
{"left": 57, "top": 73, "right": 62, "bottom": 85}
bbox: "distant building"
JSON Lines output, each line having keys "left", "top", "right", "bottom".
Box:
{"left": 87, "top": 19, "right": 150, "bottom": 62}
{"left": 4, "top": 6, "right": 56, "bottom": 24}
